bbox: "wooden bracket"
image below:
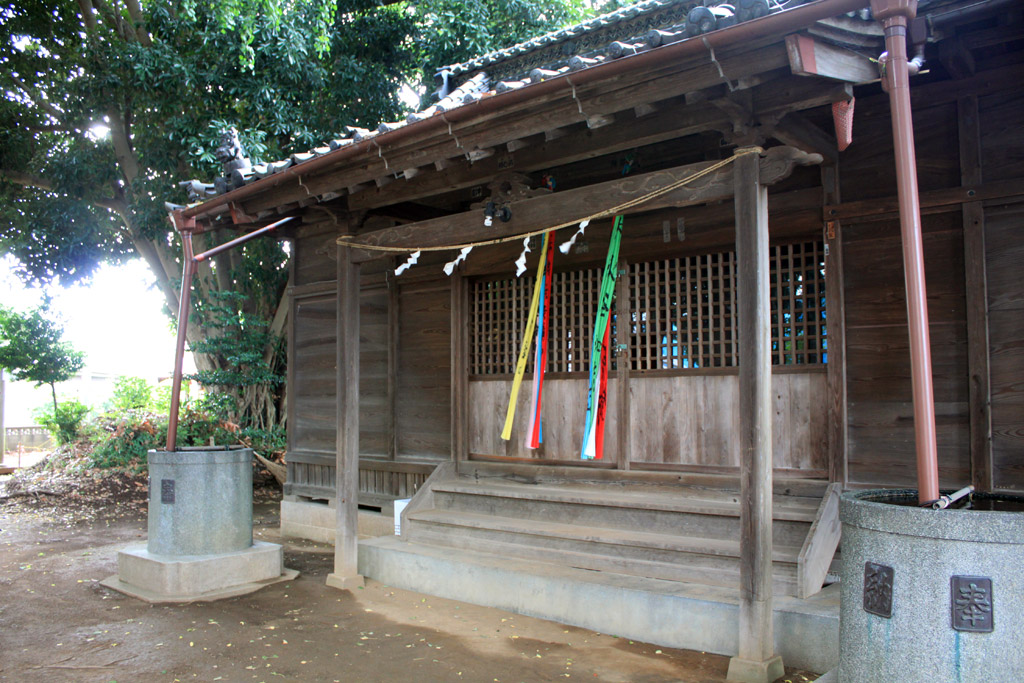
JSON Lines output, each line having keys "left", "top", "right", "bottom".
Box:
{"left": 786, "top": 34, "right": 878, "bottom": 83}
{"left": 229, "top": 202, "right": 258, "bottom": 225}
{"left": 168, "top": 209, "right": 197, "bottom": 234}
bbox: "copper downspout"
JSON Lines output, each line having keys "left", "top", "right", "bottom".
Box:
{"left": 166, "top": 231, "right": 194, "bottom": 453}
{"left": 164, "top": 215, "right": 296, "bottom": 451}
{"left": 181, "top": 0, "right": 870, "bottom": 223}
{"left": 870, "top": 0, "right": 940, "bottom": 504}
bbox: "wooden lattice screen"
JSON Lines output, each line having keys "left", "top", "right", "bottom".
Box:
{"left": 471, "top": 267, "right": 609, "bottom": 375}
{"left": 470, "top": 241, "right": 825, "bottom": 375}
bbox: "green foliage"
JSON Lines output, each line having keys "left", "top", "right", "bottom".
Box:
{"left": 89, "top": 411, "right": 161, "bottom": 470}
{"left": 34, "top": 398, "right": 91, "bottom": 446}
{"left": 0, "top": 305, "right": 85, "bottom": 409}
{"left": 109, "top": 376, "right": 153, "bottom": 411}
{"left": 1, "top": 0, "right": 619, "bottom": 445}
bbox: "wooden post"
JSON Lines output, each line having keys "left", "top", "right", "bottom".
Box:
{"left": 615, "top": 259, "right": 632, "bottom": 470}
{"left": 387, "top": 260, "right": 399, "bottom": 461}
{"left": 958, "top": 94, "right": 993, "bottom": 492}
{"left": 727, "top": 148, "right": 784, "bottom": 683}
{"left": 327, "top": 242, "right": 364, "bottom": 590}
{"left": 451, "top": 271, "right": 469, "bottom": 466}
{"left": 822, "top": 164, "right": 848, "bottom": 486}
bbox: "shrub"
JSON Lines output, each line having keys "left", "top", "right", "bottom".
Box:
{"left": 34, "top": 398, "right": 91, "bottom": 446}
{"left": 109, "top": 376, "right": 152, "bottom": 412}
{"left": 89, "top": 411, "right": 161, "bottom": 470}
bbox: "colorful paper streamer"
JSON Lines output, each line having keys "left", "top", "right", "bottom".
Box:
{"left": 501, "top": 232, "right": 551, "bottom": 441}
{"left": 581, "top": 215, "right": 624, "bottom": 459}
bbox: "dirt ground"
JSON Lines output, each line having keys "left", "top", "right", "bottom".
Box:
{"left": 0, "top": 471, "right": 818, "bottom": 683}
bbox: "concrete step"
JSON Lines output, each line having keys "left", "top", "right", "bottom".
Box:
{"left": 432, "top": 479, "right": 817, "bottom": 547}
{"left": 358, "top": 535, "right": 840, "bottom": 674}
{"left": 406, "top": 509, "right": 800, "bottom": 593}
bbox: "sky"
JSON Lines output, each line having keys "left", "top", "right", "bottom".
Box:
{"left": 0, "top": 254, "right": 195, "bottom": 379}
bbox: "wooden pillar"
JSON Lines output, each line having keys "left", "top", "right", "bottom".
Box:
{"left": 451, "top": 271, "right": 469, "bottom": 466}
{"left": 822, "top": 164, "right": 848, "bottom": 486}
{"left": 615, "top": 259, "right": 631, "bottom": 470}
{"left": 327, "top": 243, "right": 364, "bottom": 590}
{"left": 387, "top": 259, "right": 399, "bottom": 460}
{"left": 958, "top": 94, "right": 993, "bottom": 491}
{"left": 727, "top": 148, "right": 783, "bottom": 683}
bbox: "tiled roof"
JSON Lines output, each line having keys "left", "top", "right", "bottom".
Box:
{"left": 179, "top": 0, "right": 880, "bottom": 206}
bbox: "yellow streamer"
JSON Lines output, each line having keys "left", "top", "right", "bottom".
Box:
{"left": 501, "top": 233, "right": 550, "bottom": 441}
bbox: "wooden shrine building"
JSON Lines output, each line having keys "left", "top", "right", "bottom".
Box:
{"left": 175, "top": 0, "right": 1024, "bottom": 675}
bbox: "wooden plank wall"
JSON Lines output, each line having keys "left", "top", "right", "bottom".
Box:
{"left": 467, "top": 372, "right": 825, "bottom": 470}
{"left": 468, "top": 378, "right": 620, "bottom": 462}
{"left": 396, "top": 281, "right": 452, "bottom": 460}
{"left": 842, "top": 212, "right": 970, "bottom": 486}
{"left": 839, "top": 96, "right": 968, "bottom": 487}
{"left": 980, "top": 85, "right": 1024, "bottom": 491}
{"left": 985, "top": 205, "right": 1024, "bottom": 490}
{"left": 290, "top": 293, "right": 337, "bottom": 456}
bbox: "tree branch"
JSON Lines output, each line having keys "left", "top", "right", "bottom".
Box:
{"left": 9, "top": 74, "right": 65, "bottom": 123}
{"left": 122, "top": 0, "right": 152, "bottom": 46}
{"left": 76, "top": 0, "right": 97, "bottom": 31}
{"left": 90, "top": 0, "right": 134, "bottom": 43}
{"left": 0, "top": 168, "right": 128, "bottom": 218}
{"left": 107, "top": 109, "right": 141, "bottom": 186}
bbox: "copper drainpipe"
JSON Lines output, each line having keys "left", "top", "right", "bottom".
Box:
{"left": 870, "top": 0, "right": 940, "bottom": 504}
{"left": 164, "top": 214, "right": 296, "bottom": 451}
{"left": 166, "top": 230, "right": 195, "bottom": 453}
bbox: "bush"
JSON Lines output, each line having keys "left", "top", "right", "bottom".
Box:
{"left": 35, "top": 398, "right": 91, "bottom": 446}
{"left": 89, "top": 411, "right": 161, "bottom": 470}
{"left": 109, "top": 376, "right": 152, "bottom": 411}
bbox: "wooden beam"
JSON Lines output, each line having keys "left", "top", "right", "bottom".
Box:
{"left": 786, "top": 34, "right": 878, "bottom": 83}
{"left": 772, "top": 112, "right": 838, "bottom": 163}
{"left": 346, "top": 102, "right": 730, "bottom": 212}
{"left": 824, "top": 177, "right": 1024, "bottom": 221}
{"left": 958, "top": 94, "right": 993, "bottom": 492}
{"left": 728, "top": 148, "right": 782, "bottom": 680}
{"left": 347, "top": 147, "right": 820, "bottom": 262}
{"left": 796, "top": 482, "right": 842, "bottom": 598}
{"left": 327, "top": 243, "right": 364, "bottom": 591}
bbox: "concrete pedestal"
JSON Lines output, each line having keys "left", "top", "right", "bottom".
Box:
{"left": 101, "top": 542, "right": 297, "bottom": 603}
{"left": 103, "top": 447, "right": 296, "bottom": 602}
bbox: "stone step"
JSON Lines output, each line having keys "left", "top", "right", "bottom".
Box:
{"left": 359, "top": 535, "right": 840, "bottom": 673}
{"left": 406, "top": 509, "right": 800, "bottom": 593}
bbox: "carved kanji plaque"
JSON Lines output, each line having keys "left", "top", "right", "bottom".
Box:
{"left": 863, "top": 562, "right": 894, "bottom": 618}
{"left": 951, "top": 576, "right": 994, "bottom": 633}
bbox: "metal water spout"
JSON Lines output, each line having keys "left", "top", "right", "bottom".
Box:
{"left": 870, "top": 0, "right": 940, "bottom": 505}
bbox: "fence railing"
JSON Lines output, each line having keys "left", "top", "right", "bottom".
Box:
{"left": 4, "top": 427, "right": 53, "bottom": 450}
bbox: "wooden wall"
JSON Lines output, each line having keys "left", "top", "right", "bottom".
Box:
{"left": 468, "top": 371, "right": 826, "bottom": 472}
{"left": 837, "top": 68, "right": 1024, "bottom": 491}
{"left": 986, "top": 204, "right": 1024, "bottom": 491}
{"left": 396, "top": 281, "right": 451, "bottom": 460}
{"left": 980, "top": 88, "right": 1024, "bottom": 492}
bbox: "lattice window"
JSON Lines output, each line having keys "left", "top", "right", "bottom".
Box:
{"left": 470, "top": 267, "right": 609, "bottom": 375}
{"left": 629, "top": 253, "right": 736, "bottom": 369}
{"left": 469, "top": 242, "right": 825, "bottom": 375}
{"left": 771, "top": 241, "right": 826, "bottom": 365}
{"left": 627, "top": 242, "right": 826, "bottom": 368}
